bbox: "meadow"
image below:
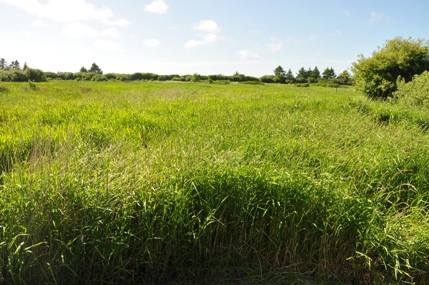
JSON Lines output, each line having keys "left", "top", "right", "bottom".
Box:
{"left": 0, "top": 81, "right": 428, "bottom": 284}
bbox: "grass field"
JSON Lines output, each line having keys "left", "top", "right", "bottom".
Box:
{"left": 1, "top": 81, "right": 429, "bottom": 284}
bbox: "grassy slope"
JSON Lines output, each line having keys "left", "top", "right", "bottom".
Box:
{"left": 0, "top": 81, "right": 428, "bottom": 284}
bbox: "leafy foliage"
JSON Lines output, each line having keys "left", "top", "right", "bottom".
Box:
{"left": 25, "top": 68, "right": 47, "bottom": 82}
{"left": 394, "top": 70, "right": 429, "bottom": 107}
{"left": 352, "top": 37, "right": 429, "bottom": 99}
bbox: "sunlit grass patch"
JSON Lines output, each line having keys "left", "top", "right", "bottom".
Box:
{"left": 0, "top": 81, "right": 428, "bottom": 284}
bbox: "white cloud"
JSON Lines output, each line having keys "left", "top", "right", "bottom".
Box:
{"left": 202, "top": 33, "right": 218, "bottom": 43}
{"left": 102, "top": 18, "right": 131, "bottom": 27}
{"left": 93, "top": 39, "right": 122, "bottom": 51}
{"left": 193, "top": 20, "right": 220, "bottom": 33}
{"left": 266, "top": 43, "right": 283, "bottom": 52}
{"left": 143, "top": 38, "right": 160, "bottom": 48}
{"left": 145, "top": 0, "right": 168, "bottom": 14}
{"left": 369, "top": 11, "right": 386, "bottom": 25}
{"left": 184, "top": 40, "right": 200, "bottom": 49}
{"left": 237, "top": 49, "right": 258, "bottom": 60}
{"left": 19, "top": 29, "right": 32, "bottom": 36}
{"left": 185, "top": 19, "right": 221, "bottom": 49}
{"left": 62, "top": 23, "right": 119, "bottom": 39}
{"left": 62, "top": 22, "right": 98, "bottom": 39}
{"left": 0, "top": 0, "right": 113, "bottom": 22}
{"left": 100, "top": 27, "right": 118, "bottom": 37}
{"left": 32, "top": 20, "right": 48, "bottom": 28}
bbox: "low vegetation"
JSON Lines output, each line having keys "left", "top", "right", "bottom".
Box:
{"left": 1, "top": 81, "right": 429, "bottom": 284}
{"left": 352, "top": 37, "right": 429, "bottom": 99}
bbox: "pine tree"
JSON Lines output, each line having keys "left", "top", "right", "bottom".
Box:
{"left": 89, "top": 63, "right": 102, "bottom": 74}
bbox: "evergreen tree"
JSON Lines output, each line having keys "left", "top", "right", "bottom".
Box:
{"left": 89, "top": 63, "right": 102, "bottom": 74}
{"left": 9, "top": 60, "right": 20, "bottom": 70}
{"left": 273, "top": 65, "right": 286, "bottom": 83}
{"left": 0, "top": 58, "right": 6, "bottom": 70}
{"left": 296, "top": 67, "right": 307, "bottom": 82}
{"left": 273, "top": 65, "right": 286, "bottom": 77}
{"left": 322, "top": 67, "right": 336, "bottom": 80}
{"left": 285, "top": 69, "right": 295, "bottom": 83}
{"left": 311, "top": 66, "right": 321, "bottom": 80}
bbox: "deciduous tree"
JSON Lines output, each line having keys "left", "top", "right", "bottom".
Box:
{"left": 352, "top": 37, "right": 429, "bottom": 99}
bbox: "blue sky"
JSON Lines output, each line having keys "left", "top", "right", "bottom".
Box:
{"left": 1, "top": 0, "right": 428, "bottom": 77}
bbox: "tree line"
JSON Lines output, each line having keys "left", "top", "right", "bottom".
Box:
{"left": 3, "top": 37, "right": 429, "bottom": 99}
{"left": 0, "top": 59, "right": 352, "bottom": 86}
{"left": 0, "top": 58, "right": 46, "bottom": 82}
{"left": 0, "top": 58, "right": 28, "bottom": 71}
{"left": 261, "top": 66, "right": 351, "bottom": 85}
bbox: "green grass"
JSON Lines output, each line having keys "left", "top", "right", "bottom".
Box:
{"left": 0, "top": 81, "right": 429, "bottom": 284}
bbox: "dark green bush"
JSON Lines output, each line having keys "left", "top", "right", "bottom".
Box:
{"left": 25, "top": 68, "right": 47, "bottom": 82}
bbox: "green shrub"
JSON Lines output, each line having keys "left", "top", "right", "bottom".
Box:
{"left": 394, "top": 71, "right": 429, "bottom": 107}
{"left": 7, "top": 70, "right": 28, "bottom": 82}
{"left": 352, "top": 37, "right": 429, "bottom": 99}
{"left": 0, "top": 83, "right": 8, "bottom": 92}
{"left": 92, "top": 74, "right": 108, "bottom": 81}
{"left": 25, "top": 68, "right": 47, "bottom": 82}
{"left": 240, "top": 80, "right": 264, "bottom": 85}
{"left": 28, "top": 80, "right": 37, "bottom": 90}
{"left": 296, "top": 83, "right": 310, "bottom": 87}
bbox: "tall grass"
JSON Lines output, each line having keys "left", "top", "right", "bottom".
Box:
{"left": 0, "top": 81, "right": 428, "bottom": 284}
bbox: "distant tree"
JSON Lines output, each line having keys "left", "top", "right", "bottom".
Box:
{"left": 80, "top": 66, "right": 88, "bottom": 73}
{"left": 232, "top": 72, "right": 246, "bottom": 82}
{"left": 285, "top": 69, "right": 295, "bottom": 83}
{"left": 0, "top": 58, "right": 6, "bottom": 70}
{"left": 322, "top": 67, "right": 336, "bottom": 80}
{"left": 25, "top": 68, "right": 47, "bottom": 82}
{"left": 274, "top": 65, "right": 286, "bottom": 76}
{"left": 352, "top": 37, "right": 429, "bottom": 99}
{"left": 89, "top": 63, "right": 102, "bottom": 74}
{"left": 337, "top": 70, "right": 352, "bottom": 85}
{"left": 104, "top": 73, "right": 117, "bottom": 80}
{"left": 9, "top": 70, "right": 27, "bottom": 81}
{"left": 9, "top": 60, "right": 20, "bottom": 70}
{"left": 305, "top": 67, "right": 313, "bottom": 79}
{"left": 273, "top": 65, "right": 286, "bottom": 83}
{"left": 311, "top": 66, "right": 321, "bottom": 80}
{"left": 130, "top": 72, "right": 144, "bottom": 81}
{"left": 191, "top": 73, "right": 201, "bottom": 82}
{"left": 23, "top": 62, "right": 28, "bottom": 70}
{"left": 260, "top": 75, "right": 275, "bottom": 83}
{"left": 296, "top": 67, "right": 307, "bottom": 83}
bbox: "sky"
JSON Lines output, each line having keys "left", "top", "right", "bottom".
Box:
{"left": 1, "top": 0, "right": 429, "bottom": 77}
